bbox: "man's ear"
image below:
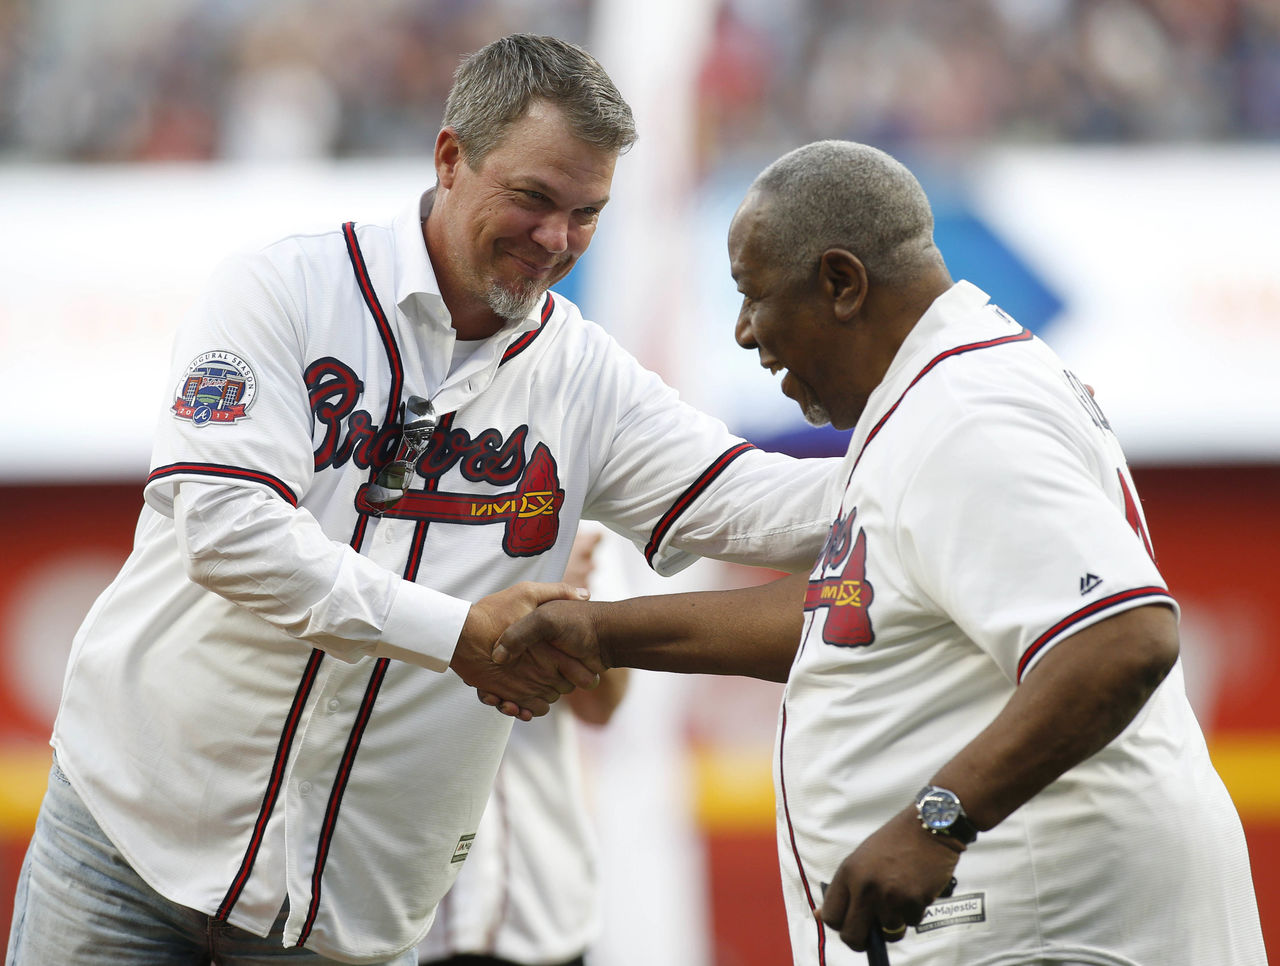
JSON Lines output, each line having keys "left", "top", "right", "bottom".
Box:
{"left": 819, "top": 249, "right": 868, "bottom": 321}
{"left": 435, "top": 128, "right": 463, "bottom": 189}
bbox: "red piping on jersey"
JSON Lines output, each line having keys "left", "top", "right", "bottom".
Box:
{"left": 849, "top": 328, "right": 1035, "bottom": 483}
{"left": 218, "top": 224, "right": 412, "bottom": 931}
{"left": 777, "top": 704, "right": 828, "bottom": 964}
{"left": 1017, "top": 586, "right": 1171, "bottom": 682}
{"left": 343, "top": 221, "right": 407, "bottom": 549}
{"left": 297, "top": 655, "right": 391, "bottom": 946}
{"left": 294, "top": 223, "right": 443, "bottom": 943}
{"left": 1117, "top": 469, "right": 1156, "bottom": 561}
{"left": 342, "top": 222, "right": 404, "bottom": 430}
{"left": 643, "top": 441, "right": 757, "bottom": 568}
{"left": 215, "top": 647, "right": 324, "bottom": 921}
{"left": 401, "top": 412, "right": 453, "bottom": 582}
{"left": 499, "top": 293, "right": 555, "bottom": 364}
{"left": 148, "top": 462, "right": 298, "bottom": 506}
{"left": 211, "top": 223, "right": 423, "bottom": 926}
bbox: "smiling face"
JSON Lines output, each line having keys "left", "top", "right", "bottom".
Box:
{"left": 427, "top": 99, "right": 618, "bottom": 337}
{"left": 729, "top": 194, "right": 857, "bottom": 430}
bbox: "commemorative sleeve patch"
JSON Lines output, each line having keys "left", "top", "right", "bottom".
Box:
{"left": 173, "top": 350, "right": 258, "bottom": 426}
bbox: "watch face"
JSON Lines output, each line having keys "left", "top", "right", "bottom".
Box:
{"left": 920, "top": 792, "right": 961, "bottom": 830}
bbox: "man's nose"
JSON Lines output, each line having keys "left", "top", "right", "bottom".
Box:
{"left": 531, "top": 212, "right": 570, "bottom": 254}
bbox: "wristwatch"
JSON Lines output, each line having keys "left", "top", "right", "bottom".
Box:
{"left": 914, "top": 785, "right": 978, "bottom": 845}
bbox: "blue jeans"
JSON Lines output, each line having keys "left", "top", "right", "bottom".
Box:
{"left": 6, "top": 757, "right": 416, "bottom": 966}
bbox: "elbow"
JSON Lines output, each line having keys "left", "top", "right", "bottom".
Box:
{"left": 1137, "top": 611, "right": 1180, "bottom": 694}
{"left": 181, "top": 539, "right": 225, "bottom": 593}
{"left": 1113, "top": 604, "right": 1180, "bottom": 713}
{"left": 174, "top": 487, "right": 240, "bottom": 594}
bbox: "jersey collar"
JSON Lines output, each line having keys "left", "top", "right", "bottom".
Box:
{"left": 886, "top": 280, "right": 993, "bottom": 377}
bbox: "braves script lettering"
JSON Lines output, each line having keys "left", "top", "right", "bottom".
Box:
{"left": 308, "top": 358, "right": 398, "bottom": 470}
{"left": 305, "top": 359, "right": 563, "bottom": 556}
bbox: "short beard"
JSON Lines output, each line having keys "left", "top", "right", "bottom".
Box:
{"left": 801, "top": 399, "right": 831, "bottom": 427}
{"left": 485, "top": 279, "right": 544, "bottom": 323}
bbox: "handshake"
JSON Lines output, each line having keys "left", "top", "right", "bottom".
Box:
{"left": 446, "top": 533, "right": 802, "bottom": 718}
{"left": 447, "top": 580, "right": 609, "bottom": 720}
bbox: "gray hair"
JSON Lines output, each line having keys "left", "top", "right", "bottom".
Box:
{"left": 443, "top": 34, "right": 638, "bottom": 166}
{"left": 748, "top": 141, "right": 942, "bottom": 289}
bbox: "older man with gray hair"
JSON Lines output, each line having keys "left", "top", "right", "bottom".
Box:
{"left": 490, "top": 140, "right": 1268, "bottom": 965}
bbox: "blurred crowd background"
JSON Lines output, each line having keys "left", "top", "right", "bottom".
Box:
{"left": 2, "top": 2, "right": 1279, "bottom": 963}
{"left": 2, "top": 0, "right": 1278, "bottom": 172}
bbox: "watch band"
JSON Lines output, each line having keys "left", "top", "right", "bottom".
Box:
{"left": 934, "top": 809, "right": 978, "bottom": 844}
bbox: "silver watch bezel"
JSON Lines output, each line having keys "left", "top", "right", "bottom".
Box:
{"left": 916, "top": 785, "right": 963, "bottom": 832}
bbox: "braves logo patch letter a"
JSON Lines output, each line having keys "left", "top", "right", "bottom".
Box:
{"left": 804, "top": 509, "right": 875, "bottom": 647}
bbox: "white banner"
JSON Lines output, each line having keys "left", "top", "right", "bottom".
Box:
{"left": 1, "top": 147, "right": 1277, "bottom": 480}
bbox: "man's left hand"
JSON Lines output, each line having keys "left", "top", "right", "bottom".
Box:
{"left": 816, "top": 807, "right": 962, "bottom": 952}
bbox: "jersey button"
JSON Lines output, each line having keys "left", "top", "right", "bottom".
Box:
{"left": 327, "top": 699, "right": 341, "bottom": 713}
{"left": 299, "top": 781, "right": 313, "bottom": 796}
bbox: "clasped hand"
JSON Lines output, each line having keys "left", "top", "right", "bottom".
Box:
{"left": 449, "top": 588, "right": 605, "bottom": 720}
{"left": 816, "top": 808, "right": 962, "bottom": 953}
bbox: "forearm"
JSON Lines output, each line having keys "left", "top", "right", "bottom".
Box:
{"left": 175, "top": 480, "right": 467, "bottom": 669}
{"left": 930, "top": 603, "right": 1179, "bottom": 831}
{"left": 591, "top": 573, "right": 806, "bottom": 682}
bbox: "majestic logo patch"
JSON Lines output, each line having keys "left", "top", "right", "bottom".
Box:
{"left": 173, "top": 350, "right": 257, "bottom": 427}
{"left": 451, "top": 833, "right": 476, "bottom": 864}
{"left": 805, "top": 508, "right": 875, "bottom": 647}
{"left": 915, "top": 892, "right": 986, "bottom": 933}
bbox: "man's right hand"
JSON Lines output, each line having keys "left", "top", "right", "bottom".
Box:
{"left": 449, "top": 582, "right": 599, "bottom": 720}
{"left": 493, "top": 598, "right": 606, "bottom": 671}
{"left": 474, "top": 599, "right": 607, "bottom": 717}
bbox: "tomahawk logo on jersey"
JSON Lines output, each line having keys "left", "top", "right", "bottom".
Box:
{"left": 804, "top": 509, "right": 875, "bottom": 647}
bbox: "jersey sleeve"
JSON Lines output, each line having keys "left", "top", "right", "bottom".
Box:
{"left": 145, "top": 247, "right": 317, "bottom": 514}
{"left": 895, "top": 403, "right": 1175, "bottom": 682}
{"left": 148, "top": 248, "right": 469, "bottom": 670}
{"left": 174, "top": 481, "right": 467, "bottom": 669}
{"left": 581, "top": 346, "right": 839, "bottom": 577}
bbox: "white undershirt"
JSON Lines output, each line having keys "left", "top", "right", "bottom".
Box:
{"left": 449, "top": 336, "right": 485, "bottom": 376}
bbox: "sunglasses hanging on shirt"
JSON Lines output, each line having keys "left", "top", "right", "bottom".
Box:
{"left": 365, "top": 395, "right": 438, "bottom": 513}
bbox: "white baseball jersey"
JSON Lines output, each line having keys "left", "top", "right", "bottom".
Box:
{"left": 50, "top": 194, "right": 837, "bottom": 964}
{"left": 416, "top": 706, "right": 597, "bottom": 965}
{"left": 776, "top": 282, "right": 1266, "bottom": 965}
